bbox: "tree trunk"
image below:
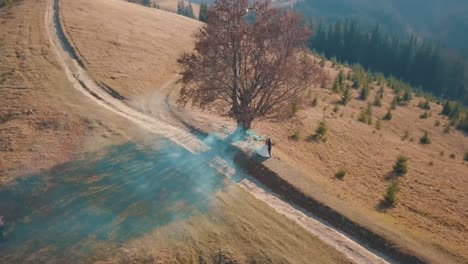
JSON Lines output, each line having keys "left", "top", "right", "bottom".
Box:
{"left": 237, "top": 114, "right": 253, "bottom": 131}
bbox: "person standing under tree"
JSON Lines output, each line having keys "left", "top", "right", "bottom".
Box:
{"left": 267, "top": 138, "right": 272, "bottom": 157}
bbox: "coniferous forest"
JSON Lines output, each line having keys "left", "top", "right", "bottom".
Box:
{"left": 308, "top": 20, "right": 467, "bottom": 105}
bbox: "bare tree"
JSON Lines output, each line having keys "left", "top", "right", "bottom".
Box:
{"left": 178, "top": 0, "right": 326, "bottom": 129}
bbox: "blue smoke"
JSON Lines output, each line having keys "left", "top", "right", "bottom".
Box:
{"left": 0, "top": 132, "right": 253, "bottom": 262}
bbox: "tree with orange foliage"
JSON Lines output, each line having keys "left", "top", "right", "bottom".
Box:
{"left": 178, "top": 0, "right": 325, "bottom": 129}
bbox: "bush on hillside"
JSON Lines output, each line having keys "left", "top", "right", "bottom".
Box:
{"left": 336, "top": 168, "right": 347, "bottom": 180}
{"left": 314, "top": 118, "right": 328, "bottom": 140}
{"left": 441, "top": 101, "right": 462, "bottom": 119}
{"left": 383, "top": 110, "right": 392, "bottom": 121}
{"left": 375, "top": 119, "right": 381, "bottom": 130}
{"left": 373, "top": 95, "right": 382, "bottom": 107}
{"left": 419, "top": 111, "right": 430, "bottom": 119}
{"left": 420, "top": 131, "right": 431, "bottom": 144}
{"left": 333, "top": 105, "right": 339, "bottom": 113}
{"left": 290, "top": 130, "right": 301, "bottom": 141}
{"left": 384, "top": 181, "right": 400, "bottom": 207}
{"left": 418, "top": 99, "right": 431, "bottom": 110}
{"left": 341, "top": 87, "right": 351, "bottom": 105}
{"left": 358, "top": 103, "right": 373, "bottom": 125}
{"left": 359, "top": 86, "right": 370, "bottom": 100}
{"left": 393, "top": 155, "right": 408, "bottom": 176}
{"left": 377, "top": 86, "right": 385, "bottom": 99}
{"left": 457, "top": 112, "right": 468, "bottom": 133}
{"left": 311, "top": 96, "right": 318, "bottom": 107}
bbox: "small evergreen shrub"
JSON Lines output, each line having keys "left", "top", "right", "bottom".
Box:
{"left": 434, "top": 120, "right": 440, "bottom": 127}
{"left": 449, "top": 153, "right": 456, "bottom": 159}
{"left": 290, "top": 130, "right": 301, "bottom": 141}
{"left": 418, "top": 99, "right": 431, "bottom": 110}
{"left": 333, "top": 105, "right": 340, "bottom": 113}
{"left": 375, "top": 119, "right": 381, "bottom": 130}
{"left": 420, "top": 131, "right": 431, "bottom": 144}
{"left": 373, "top": 95, "right": 382, "bottom": 107}
{"left": 383, "top": 110, "right": 392, "bottom": 121}
{"left": 393, "top": 155, "right": 408, "bottom": 176}
{"left": 336, "top": 168, "right": 347, "bottom": 180}
{"left": 341, "top": 87, "right": 351, "bottom": 105}
{"left": 384, "top": 181, "right": 400, "bottom": 207}
{"left": 419, "top": 111, "right": 429, "bottom": 119}
{"left": 358, "top": 103, "right": 373, "bottom": 125}
{"left": 377, "top": 86, "right": 385, "bottom": 99}
{"left": 360, "top": 86, "right": 370, "bottom": 100}
{"left": 314, "top": 119, "right": 328, "bottom": 140}
{"left": 464, "top": 152, "right": 468, "bottom": 162}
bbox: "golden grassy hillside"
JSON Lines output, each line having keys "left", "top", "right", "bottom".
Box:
{"left": 58, "top": 0, "right": 468, "bottom": 261}
{"left": 184, "top": 61, "right": 468, "bottom": 262}
{"left": 56, "top": 0, "right": 353, "bottom": 262}
{"left": 254, "top": 67, "right": 468, "bottom": 262}
{"left": 61, "top": 0, "right": 202, "bottom": 100}
{"left": 0, "top": 0, "right": 133, "bottom": 184}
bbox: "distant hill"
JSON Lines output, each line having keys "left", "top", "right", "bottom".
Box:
{"left": 295, "top": 0, "right": 468, "bottom": 56}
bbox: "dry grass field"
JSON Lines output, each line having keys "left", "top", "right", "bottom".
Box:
{"left": 252, "top": 69, "right": 468, "bottom": 262}
{"left": 182, "top": 63, "right": 468, "bottom": 262}
{"left": 58, "top": 0, "right": 468, "bottom": 262}
{"left": 0, "top": 0, "right": 135, "bottom": 185}
{"left": 60, "top": 0, "right": 202, "bottom": 100}
{"left": 0, "top": 0, "right": 354, "bottom": 263}
{"left": 2, "top": 0, "right": 466, "bottom": 262}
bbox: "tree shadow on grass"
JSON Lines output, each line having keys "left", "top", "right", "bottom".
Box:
{"left": 0, "top": 139, "right": 226, "bottom": 262}
{"left": 375, "top": 200, "right": 395, "bottom": 213}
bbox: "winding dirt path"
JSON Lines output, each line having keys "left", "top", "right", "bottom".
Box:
{"left": 45, "top": 0, "right": 208, "bottom": 154}
{"left": 45, "top": 0, "right": 391, "bottom": 263}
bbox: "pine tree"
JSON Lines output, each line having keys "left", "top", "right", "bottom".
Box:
{"left": 373, "top": 95, "right": 382, "bottom": 107}
{"left": 341, "top": 87, "right": 351, "bottom": 105}
{"left": 383, "top": 110, "right": 392, "bottom": 121}
{"left": 314, "top": 118, "right": 328, "bottom": 140}
{"left": 359, "top": 86, "right": 370, "bottom": 100}
{"left": 332, "top": 79, "right": 341, "bottom": 93}
{"left": 420, "top": 131, "right": 431, "bottom": 144}
{"left": 358, "top": 103, "right": 373, "bottom": 124}
{"left": 177, "top": 0, "right": 185, "bottom": 15}
{"left": 393, "top": 156, "right": 408, "bottom": 175}
{"left": 199, "top": 2, "right": 208, "bottom": 22}
{"left": 377, "top": 86, "right": 385, "bottom": 99}
{"left": 186, "top": 1, "right": 195, "bottom": 18}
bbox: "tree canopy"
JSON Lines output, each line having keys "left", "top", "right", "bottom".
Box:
{"left": 178, "top": 0, "right": 325, "bottom": 129}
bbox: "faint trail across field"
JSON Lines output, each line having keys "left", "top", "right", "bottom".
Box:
{"left": 45, "top": 0, "right": 391, "bottom": 263}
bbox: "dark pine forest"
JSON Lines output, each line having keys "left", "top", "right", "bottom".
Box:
{"left": 294, "top": 0, "right": 468, "bottom": 105}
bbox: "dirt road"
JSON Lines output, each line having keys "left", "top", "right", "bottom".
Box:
{"left": 46, "top": 0, "right": 391, "bottom": 262}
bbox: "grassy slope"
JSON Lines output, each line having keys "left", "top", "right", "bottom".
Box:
{"left": 189, "top": 61, "right": 468, "bottom": 262}
{"left": 59, "top": 0, "right": 468, "bottom": 261}
{"left": 0, "top": 0, "right": 133, "bottom": 184}
{"left": 61, "top": 0, "right": 202, "bottom": 100}
{"left": 58, "top": 0, "right": 352, "bottom": 262}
